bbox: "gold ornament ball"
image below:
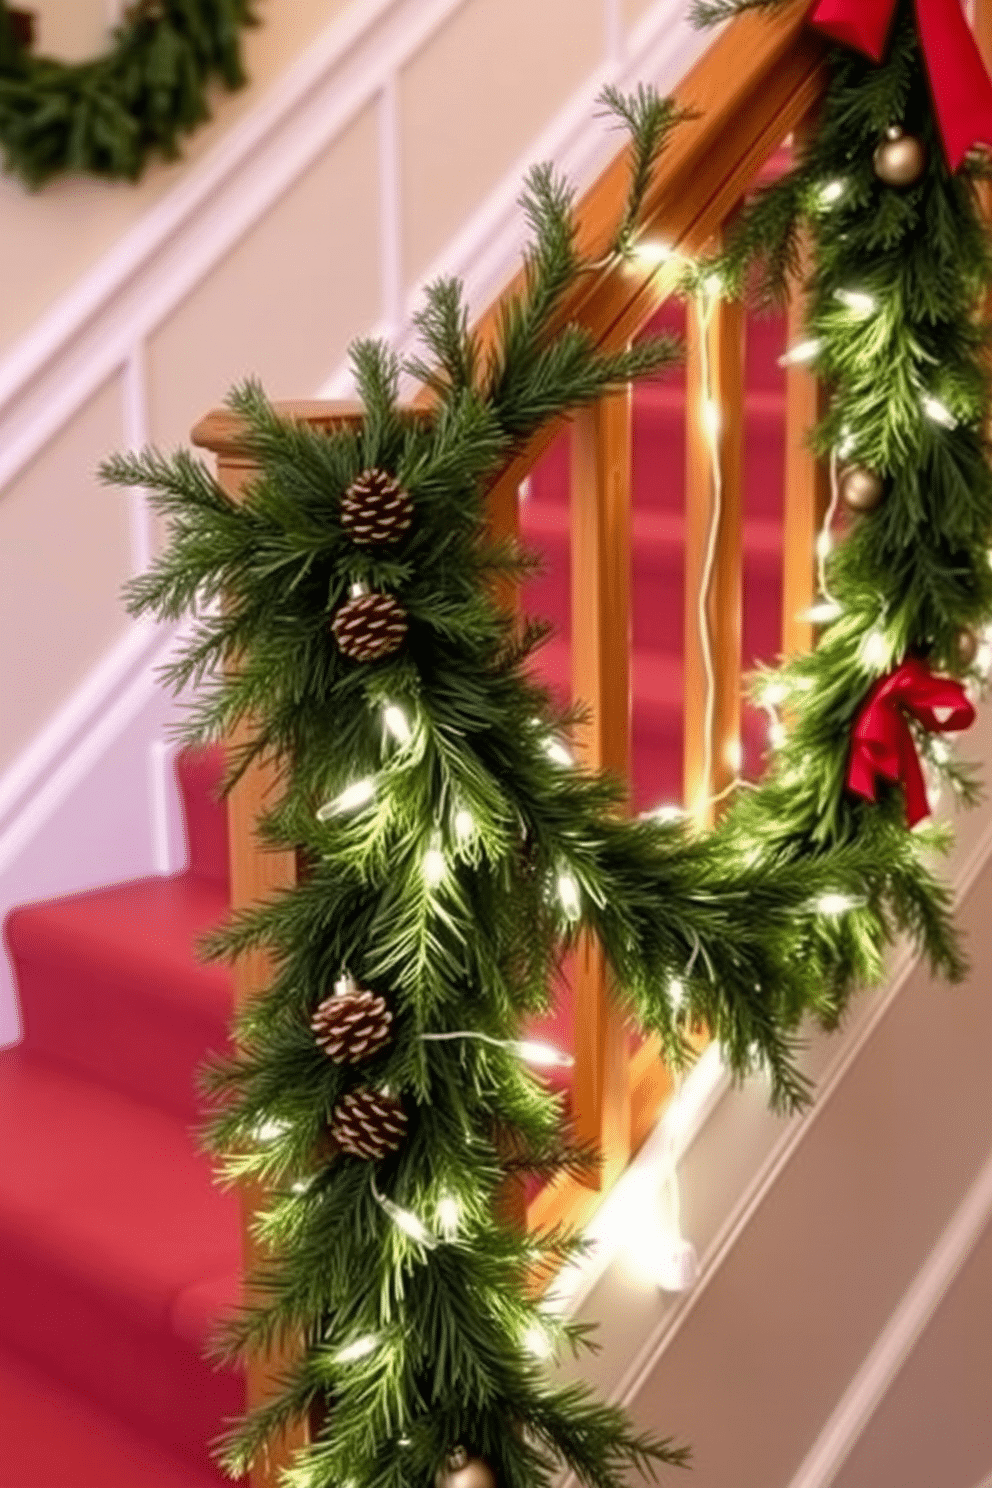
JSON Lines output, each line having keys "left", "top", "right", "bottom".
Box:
{"left": 955, "top": 628, "right": 979, "bottom": 668}
{"left": 873, "top": 126, "right": 927, "bottom": 188}
{"left": 840, "top": 466, "right": 886, "bottom": 514}
{"left": 436, "top": 1450, "right": 498, "bottom": 1488}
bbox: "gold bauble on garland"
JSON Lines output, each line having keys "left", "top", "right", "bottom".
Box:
{"left": 873, "top": 126, "right": 927, "bottom": 188}
{"left": 954, "top": 628, "right": 980, "bottom": 669}
{"left": 840, "top": 466, "right": 886, "bottom": 514}
{"left": 435, "top": 1449, "right": 498, "bottom": 1488}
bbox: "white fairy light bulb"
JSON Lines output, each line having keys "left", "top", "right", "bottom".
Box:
{"left": 453, "top": 809, "right": 476, "bottom": 844}
{"left": 543, "top": 737, "right": 574, "bottom": 767}
{"left": 436, "top": 1194, "right": 462, "bottom": 1239}
{"left": 815, "top": 892, "right": 860, "bottom": 916}
{"left": 317, "top": 777, "right": 376, "bottom": 820}
{"left": 556, "top": 872, "right": 581, "bottom": 919}
{"left": 513, "top": 1039, "right": 575, "bottom": 1069}
{"left": 377, "top": 1193, "right": 438, "bottom": 1249}
{"left": 334, "top": 1335, "right": 378, "bottom": 1365}
{"left": 930, "top": 738, "right": 951, "bottom": 765}
{"left": 702, "top": 397, "right": 721, "bottom": 439}
{"left": 646, "top": 803, "right": 687, "bottom": 824}
{"left": 383, "top": 704, "right": 412, "bottom": 745}
{"left": 633, "top": 238, "right": 677, "bottom": 266}
{"left": 668, "top": 977, "right": 685, "bottom": 1011}
{"left": 803, "top": 598, "right": 843, "bottom": 624}
{"left": 703, "top": 271, "right": 723, "bottom": 299}
{"left": 724, "top": 737, "right": 743, "bottom": 773}
{"left": 819, "top": 178, "right": 846, "bottom": 206}
{"left": 921, "top": 393, "right": 957, "bottom": 429}
{"left": 523, "top": 1322, "right": 554, "bottom": 1361}
{"left": 860, "top": 630, "right": 889, "bottom": 670}
{"left": 252, "top": 1117, "right": 291, "bottom": 1143}
{"left": 422, "top": 837, "right": 447, "bottom": 889}
{"left": 768, "top": 720, "right": 787, "bottom": 750}
{"left": 816, "top": 530, "right": 833, "bottom": 561}
{"left": 835, "top": 288, "right": 876, "bottom": 315}
{"left": 761, "top": 679, "right": 789, "bottom": 707}
{"left": 778, "top": 338, "right": 823, "bottom": 367}
{"left": 837, "top": 428, "right": 857, "bottom": 460}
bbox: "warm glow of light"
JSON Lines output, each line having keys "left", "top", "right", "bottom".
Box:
{"left": 761, "top": 680, "right": 788, "bottom": 707}
{"left": 317, "top": 778, "right": 376, "bottom": 820}
{"left": 633, "top": 239, "right": 677, "bottom": 266}
{"left": 778, "top": 338, "right": 823, "bottom": 367}
{"left": 768, "top": 721, "right": 786, "bottom": 750}
{"left": 524, "top": 1323, "right": 554, "bottom": 1360}
{"left": 648, "top": 803, "right": 687, "bottom": 824}
{"left": 437, "top": 1195, "right": 462, "bottom": 1238}
{"left": 334, "top": 1335, "right": 378, "bottom": 1364}
{"left": 816, "top": 892, "right": 860, "bottom": 916}
{"left": 835, "top": 288, "right": 876, "bottom": 315}
{"left": 922, "top": 394, "right": 957, "bottom": 429}
{"left": 514, "top": 1039, "right": 575, "bottom": 1069}
{"left": 819, "top": 178, "right": 846, "bottom": 206}
{"left": 557, "top": 873, "right": 581, "bottom": 919}
{"left": 724, "top": 738, "right": 743, "bottom": 773}
{"left": 383, "top": 704, "right": 412, "bottom": 744}
{"left": 423, "top": 845, "right": 447, "bottom": 888}
{"left": 802, "top": 599, "right": 843, "bottom": 624}
{"left": 702, "top": 397, "right": 721, "bottom": 439}
{"left": 860, "top": 630, "right": 889, "bottom": 670}
{"left": 543, "top": 737, "right": 574, "bottom": 767}
{"left": 669, "top": 977, "right": 685, "bottom": 1011}
{"left": 454, "top": 809, "right": 476, "bottom": 844}
{"left": 816, "top": 531, "right": 833, "bottom": 561}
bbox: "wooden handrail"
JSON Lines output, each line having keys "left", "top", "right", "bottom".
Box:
{"left": 192, "top": 4, "right": 832, "bottom": 1481}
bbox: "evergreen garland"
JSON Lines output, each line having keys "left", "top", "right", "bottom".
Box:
{"left": 0, "top": 0, "right": 254, "bottom": 187}
{"left": 101, "top": 85, "right": 888, "bottom": 1486}
{"left": 698, "top": 0, "right": 992, "bottom": 1014}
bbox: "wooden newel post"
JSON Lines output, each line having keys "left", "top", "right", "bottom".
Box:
{"left": 569, "top": 391, "right": 633, "bottom": 1189}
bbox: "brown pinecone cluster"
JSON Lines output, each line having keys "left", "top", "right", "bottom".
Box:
{"left": 331, "top": 1088, "right": 407, "bottom": 1161}
{"left": 311, "top": 981, "right": 392, "bottom": 1064}
{"left": 340, "top": 468, "right": 414, "bottom": 546}
{"left": 331, "top": 587, "right": 408, "bottom": 662}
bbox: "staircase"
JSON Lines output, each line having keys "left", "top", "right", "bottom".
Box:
{"left": 0, "top": 278, "right": 789, "bottom": 1479}
{"left": 0, "top": 747, "right": 242, "bottom": 1488}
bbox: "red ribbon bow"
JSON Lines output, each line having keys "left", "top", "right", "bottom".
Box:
{"left": 847, "top": 657, "right": 975, "bottom": 825}
{"left": 811, "top": 0, "right": 992, "bottom": 170}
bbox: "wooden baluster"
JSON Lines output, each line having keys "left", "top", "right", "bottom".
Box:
{"left": 781, "top": 111, "right": 831, "bottom": 658}
{"left": 683, "top": 288, "right": 746, "bottom": 824}
{"left": 569, "top": 391, "right": 633, "bottom": 1190}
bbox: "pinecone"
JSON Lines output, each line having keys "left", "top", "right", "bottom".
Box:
{"left": 341, "top": 468, "right": 414, "bottom": 546}
{"left": 331, "top": 588, "right": 408, "bottom": 663}
{"left": 311, "top": 980, "right": 392, "bottom": 1063}
{"left": 331, "top": 1088, "right": 407, "bottom": 1161}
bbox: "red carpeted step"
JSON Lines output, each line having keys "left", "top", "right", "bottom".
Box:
{"left": 4, "top": 874, "right": 234, "bottom": 1123}
{"left": 0, "top": 1052, "right": 242, "bottom": 1471}
{"left": 175, "top": 744, "right": 230, "bottom": 889}
{"left": 0, "top": 1343, "right": 229, "bottom": 1488}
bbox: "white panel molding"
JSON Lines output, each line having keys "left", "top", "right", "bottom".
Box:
{"left": 0, "top": 619, "right": 186, "bottom": 878}
{"left": 786, "top": 1154, "right": 992, "bottom": 1488}
{"left": 0, "top": 0, "right": 708, "bottom": 500}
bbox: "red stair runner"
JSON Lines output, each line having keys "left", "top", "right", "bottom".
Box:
{"left": 0, "top": 302, "right": 787, "bottom": 1484}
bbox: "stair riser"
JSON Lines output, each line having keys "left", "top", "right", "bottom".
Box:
{"left": 7, "top": 945, "right": 230, "bottom": 1122}
{"left": 0, "top": 1230, "right": 241, "bottom": 1468}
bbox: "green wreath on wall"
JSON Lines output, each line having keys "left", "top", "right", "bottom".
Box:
{"left": 0, "top": 0, "right": 255, "bottom": 188}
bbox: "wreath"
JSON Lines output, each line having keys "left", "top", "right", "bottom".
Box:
{"left": 102, "top": 9, "right": 992, "bottom": 1483}
{"left": 0, "top": 0, "right": 254, "bottom": 187}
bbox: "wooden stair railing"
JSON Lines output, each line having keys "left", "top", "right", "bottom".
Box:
{"left": 192, "top": 2, "right": 834, "bottom": 1481}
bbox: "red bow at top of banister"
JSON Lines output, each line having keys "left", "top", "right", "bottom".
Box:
{"left": 846, "top": 656, "right": 976, "bottom": 826}
{"left": 811, "top": 0, "right": 992, "bottom": 170}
